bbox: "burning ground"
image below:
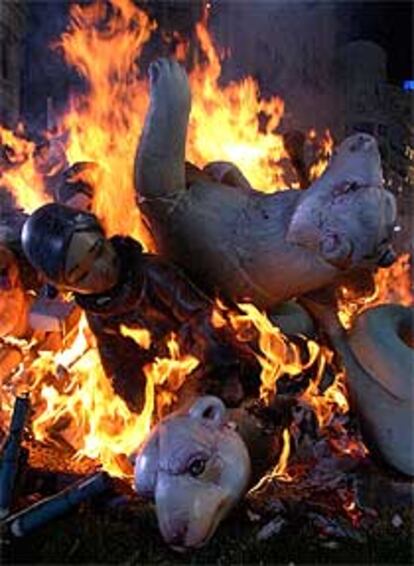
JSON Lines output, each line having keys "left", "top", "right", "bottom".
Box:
{"left": 0, "top": 0, "right": 413, "bottom": 563}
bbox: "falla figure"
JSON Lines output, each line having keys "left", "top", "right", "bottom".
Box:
{"left": 21, "top": 203, "right": 254, "bottom": 410}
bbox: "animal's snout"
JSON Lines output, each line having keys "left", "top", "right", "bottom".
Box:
{"left": 167, "top": 527, "right": 187, "bottom": 548}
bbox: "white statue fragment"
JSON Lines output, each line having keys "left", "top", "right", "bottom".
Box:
{"left": 135, "top": 58, "right": 397, "bottom": 309}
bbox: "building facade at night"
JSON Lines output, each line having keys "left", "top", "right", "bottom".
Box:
{"left": 338, "top": 40, "right": 413, "bottom": 187}
{"left": 0, "top": 0, "right": 26, "bottom": 126}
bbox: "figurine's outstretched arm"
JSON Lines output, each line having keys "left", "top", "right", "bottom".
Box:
{"left": 135, "top": 58, "right": 191, "bottom": 201}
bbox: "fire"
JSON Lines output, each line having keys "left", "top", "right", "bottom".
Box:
{"left": 26, "top": 323, "right": 199, "bottom": 478}
{"left": 54, "top": 312, "right": 92, "bottom": 368}
{"left": 239, "top": 303, "right": 318, "bottom": 403}
{"left": 0, "top": 126, "right": 49, "bottom": 211}
{"left": 30, "top": 347, "right": 154, "bottom": 478}
{"left": 308, "top": 129, "right": 334, "bottom": 181}
{"left": 0, "top": 0, "right": 298, "bottom": 481}
{"left": 212, "top": 301, "right": 320, "bottom": 403}
{"left": 56, "top": 0, "right": 155, "bottom": 248}
{"left": 248, "top": 427, "right": 292, "bottom": 495}
{"left": 272, "top": 427, "right": 292, "bottom": 480}
{"left": 301, "top": 367, "right": 349, "bottom": 430}
{"left": 187, "top": 18, "right": 287, "bottom": 191}
{"left": 120, "top": 324, "right": 151, "bottom": 350}
{"left": 143, "top": 333, "right": 200, "bottom": 418}
{"left": 338, "top": 253, "right": 413, "bottom": 329}
{"left": 0, "top": 0, "right": 291, "bottom": 228}
{"left": 0, "top": 0, "right": 410, "bottom": 500}
{"left": 300, "top": 359, "right": 369, "bottom": 463}
{"left": 212, "top": 298, "right": 369, "bottom": 475}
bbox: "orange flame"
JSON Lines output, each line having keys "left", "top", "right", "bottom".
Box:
{"left": 248, "top": 427, "right": 292, "bottom": 495}
{"left": 229, "top": 302, "right": 320, "bottom": 403}
{"left": 338, "top": 254, "right": 413, "bottom": 329}
{"left": 272, "top": 427, "right": 292, "bottom": 480}
{"left": 212, "top": 300, "right": 321, "bottom": 403}
{"left": 1, "top": 0, "right": 295, "bottom": 479}
{"left": 120, "top": 324, "right": 151, "bottom": 350}
{"left": 0, "top": 126, "right": 49, "bottom": 211}
{"left": 27, "top": 322, "right": 198, "bottom": 478}
{"left": 187, "top": 18, "right": 286, "bottom": 191}
{"left": 0, "top": 0, "right": 407, "bottom": 494}
{"left": 55, "top": 0, "right": 155, "bottom": 248}
{"left": 301, "top": 367, "right": 349, "bottom": 430}
{"left": 308, "top": 129, "right": 333, "bottom": 181}
{"left": 144, "top": 333, "right": 200, "bottom": 418}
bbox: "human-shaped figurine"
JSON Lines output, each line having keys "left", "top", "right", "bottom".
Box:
{"left": 21, "top": 203, "right": 252, "bottom": 410}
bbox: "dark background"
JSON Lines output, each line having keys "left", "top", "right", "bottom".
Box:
{"left": 339, "top": 1, "right": 412, "bottom": 83}
{"left": 22, "top": 1, "right": 413, "bottom": 128}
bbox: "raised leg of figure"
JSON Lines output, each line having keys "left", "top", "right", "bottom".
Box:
{"left": 135, "top": 58, "right": 191, "bottom": 201}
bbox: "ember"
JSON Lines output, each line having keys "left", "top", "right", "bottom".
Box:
{"left": 0, "top": 0, "right": 412, "bottom": 556}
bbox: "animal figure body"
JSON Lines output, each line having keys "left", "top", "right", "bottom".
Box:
{"left": 135, "top": 58, "right": 396, "bottom": 308}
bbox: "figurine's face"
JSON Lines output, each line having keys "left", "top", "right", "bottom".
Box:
{"left": 0, "top": 246, "right": 27, "bottom": 337}
{"left": 62, "top": 230, "right": 119, "bottom": 294}
{"left": 134, "top": 397, "right": 251, "bottom": 550}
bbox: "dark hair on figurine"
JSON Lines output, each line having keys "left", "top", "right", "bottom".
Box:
{"left": 21, "top": 203, "right": 104, "bottom": 284}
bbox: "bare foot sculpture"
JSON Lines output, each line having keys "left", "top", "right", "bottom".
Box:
{"left": 135, "top": 58, "right": 397, "bottom": 308}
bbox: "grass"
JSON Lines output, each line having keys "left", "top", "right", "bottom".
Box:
{"left": 2, "top": 496, "right": 413, "bottom": 565}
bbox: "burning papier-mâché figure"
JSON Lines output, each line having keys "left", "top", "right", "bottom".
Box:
{"left": 134, "top": 300, "right": 414, "bottom": 551}
{"left": 135, "top": 58, "right": 397, "bottom": 308}
{"left": 21, "top": 203, "right": 253, "bottom": 410}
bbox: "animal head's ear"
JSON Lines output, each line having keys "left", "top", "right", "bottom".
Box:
{"left": 189, "top": 396, "right": 226, "bottom": 427}
{"left": 319, "top": 231, "right": 353, "bottom": 270}
{"left": 134, "top": 428, "right": 160, "bottom": 499}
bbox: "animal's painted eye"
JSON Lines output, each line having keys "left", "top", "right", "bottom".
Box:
{"left": 346, "top": 181, "right": 360, "bottom": 192}
{"left": 188, "top": 458, "right": 206, "bottom": 477}
{"left": 341, "top": 181, "right": 360, "bottom": 194}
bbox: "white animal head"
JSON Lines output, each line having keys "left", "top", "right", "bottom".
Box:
{"left": 287, "top": 134, "right": 397, "bottom": 270}
{"left": 134, "top": 396, "right": 251, "bottom": 550}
